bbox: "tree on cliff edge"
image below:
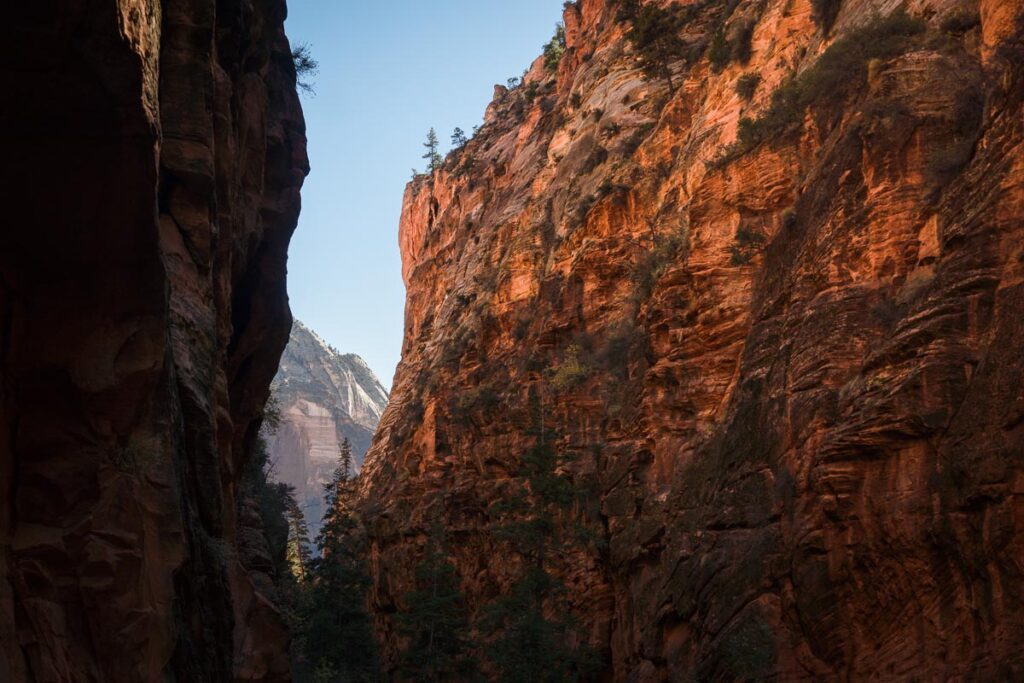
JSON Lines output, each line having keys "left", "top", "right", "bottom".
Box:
{"left": 302, "top": 438, "right": 380, "bottom": 682}
{"left": 423, "top": 128, "right": 443, "bottom": 174}
{"left": 291, "top": 42, "right": 319, "bottom": 95}
{"left": 618, "top": 0, "right": 691, "bottom": 93}
{"left": 451, "top": 127, "right": 468, "bottom": 149}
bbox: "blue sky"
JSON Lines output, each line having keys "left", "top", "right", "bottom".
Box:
{"left": 284, "top": 1, "right": 566, "bottom": 387}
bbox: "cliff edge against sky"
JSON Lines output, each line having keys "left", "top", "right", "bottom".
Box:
{"left": 359, "top": 0, "right": 1024, "bottom": 678}
{"left": 1, "top": 1, "right": 307, "bottom": 680}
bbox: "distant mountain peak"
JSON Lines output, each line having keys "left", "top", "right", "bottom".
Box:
{"left": 273, "top": 319, "right": 388, "bottom": 426}
{"left": 268, "top": 320, "right": 388, "bottom": 533}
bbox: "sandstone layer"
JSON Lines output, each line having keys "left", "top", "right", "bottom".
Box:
{"left": 269, "top": 320, "right": 388, "bottom": 535}
{"left": 1, "top": 1, "right": 307, "bottom": 680}
{"left": 359, "top": 0, "right": 1024, "bottom": 679}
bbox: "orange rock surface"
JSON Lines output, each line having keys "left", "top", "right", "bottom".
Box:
{"left": 360, "top": 0, "right": 1024, "bottom": 679}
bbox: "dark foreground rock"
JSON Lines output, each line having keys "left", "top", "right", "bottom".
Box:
{"left": 0, "top": 1, "right": 307, "bottom": 680}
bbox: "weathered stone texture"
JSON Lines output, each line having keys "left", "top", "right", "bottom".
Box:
{"left": 0, "top": 1, "right": 307, "bottom": 680}
{"left": 360, "top": 0, "right": 1024, "bottom": 679}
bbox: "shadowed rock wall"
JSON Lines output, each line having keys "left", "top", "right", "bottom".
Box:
{"left": 0, "top": 0, "right": 307, "bottom": 680}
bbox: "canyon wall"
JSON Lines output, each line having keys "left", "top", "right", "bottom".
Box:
{"left": 269, "top": 320, "right": 388, "bottom": 535}
{"left": 359, "top": 0, "right": 1024, "bottom": 679}
{"left": 1, "top": 1, "right": 307, "bottom": 681}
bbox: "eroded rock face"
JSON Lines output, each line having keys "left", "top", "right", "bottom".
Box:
{"left": 360, "top": 0, "right": 1024, "bottom": 679}
{"left": 0, "top": 1, "right": 307, "bottom": 680}
{"left": 269, "top": 321, "right": 388, "bottom": 535}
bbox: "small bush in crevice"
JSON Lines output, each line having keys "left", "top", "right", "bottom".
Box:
{"left": 940, "top": 9, "right": 980, "bottom": 34}
{"left": 390, "top": 398, "right": 425, "bottom": 450}
{"left": 631, "top": 228, "right": 689, "bottom": 303}
{"left": 440, "top": 329, "right": 472, "bottom": 368}
{"left": 926, "top": 87, "right": 984, "bottom": 188}
{"left": 708, "top": 29, "right": 731, "bottom": 71}
{"left": 730, "top": 226, "right": 767, "bottom": 265}
{"left": 716, "top": 613, "right": 777, "bottom": 680}
{"left": 596, "top": 180, "right": 630, "bottom": 202}
{"left": 513, "top": 313, "right": 531, "bottom": 341}
{"left": 595, "top": 320, "right": 645, "bottom": 380}
{"left": 452, "top": 385, "right": 502, "bottom": 426}
{"left": 622, "top": 122, "right": 656, "bottom": 155}
{"left": 523, "top": 81, "right": 539, "bottom": 103}
{"left": 580, "top": 142, "right": 609, "bottom": 177}
{"left": 543, "top": 23, "right": 567, "bottom": 72}
{"left": 708, "top": 0, "right": 758, "bottom": 73}
{"left": 572, "top": 194, "right": 598, "bottom": 228}
{"left": 811, "top": 0, "right": 842, "bottom": 34}
{"left": 733, "top": 22, "right": 755, "bottom": 64}
{"left": 926, "top": 141, "right": 975, "bottom": 186}
{"left": 550, "top": 345, "right": 590, "bottom": 392}
{"left": 713, "top": 11, "right": 926, "bottom": 166}
{"left": 736, "top": 72, "right": 761, "bottom": 100}
{"left": 112, "top": 442, "right": 158, "bottom": 475}
{"left": 781, "top": 207, "right": 798, "bottom": 231}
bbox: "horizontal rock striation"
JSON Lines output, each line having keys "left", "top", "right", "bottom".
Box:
{"left": 0, "top": 0, "right": 307, "bottom": 680}
{"left": 359, "top": 0, "right": 1024, "bottom": 679}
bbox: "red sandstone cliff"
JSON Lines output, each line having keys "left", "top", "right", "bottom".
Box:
{"left": 1, "top": 1, "right": 307, "bottom": 680}
{"left": 359, "top": 0, "right": 1024, "bottom": 679}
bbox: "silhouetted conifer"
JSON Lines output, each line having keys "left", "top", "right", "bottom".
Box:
{"left": 423, "top": 128, "right": 442, "bottom": 173}
{"left": 302, "top": 438, "right": 380, "bottom": 681}
{"left": 450, "top": 127, "right": 468, "bottom": 149}
{"left": 481, "top": 392, "right": 600, "bottom": 681}
{"left": 395, "top": 524, "right": 477, "bottom": 681}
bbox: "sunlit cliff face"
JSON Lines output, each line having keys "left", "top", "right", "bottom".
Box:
{"left": 358, "top": 0, "right": 1024, "bottom": 678}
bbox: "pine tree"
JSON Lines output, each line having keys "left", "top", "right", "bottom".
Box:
{"left": 395, "top": 524, "right": 476, "bottom": 681}
{"left": 542, "top": 23, "right": 566, "bottom": 72}
{"left": 285, "top": 496, "right": 311, "bottom": 582}
{"left": 481, "top": 566, "right": 590, "bottom": 683}
{"left": 291, "top": 43, "right": 319, "bottom": 95}
{"left": 450, "top": 127, "right": 468, "bottom": 149}
{"left": 422, "top": 128, "right": 442, "bottom": 174}
{"left": 618, "top": 0, "right": 691, "bottom": 93}
{"left": 482, "top": 395, "right": 599, "bottom": 681}
{"left": 707, "top": 28, "right": 731, "bottom": 72}
{"left": 302, "top": 438, "right": 380, "bottom": 681}
{"left": 338, "top": 438, "right": 354, "bottom": 485}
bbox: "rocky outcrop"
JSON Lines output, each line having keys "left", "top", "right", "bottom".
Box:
{"left": 269, "top": 320, "right": 388, "bottom": 535}
{"left": 1, "top": 1, "right": 307, "bottom": 681}
{"left": 360, "top": 0, "right": 1024, "bottom": 679}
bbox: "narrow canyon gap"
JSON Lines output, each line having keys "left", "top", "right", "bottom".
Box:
{"left": 3, "top": 0, "right": 1024, "bottom": 681}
